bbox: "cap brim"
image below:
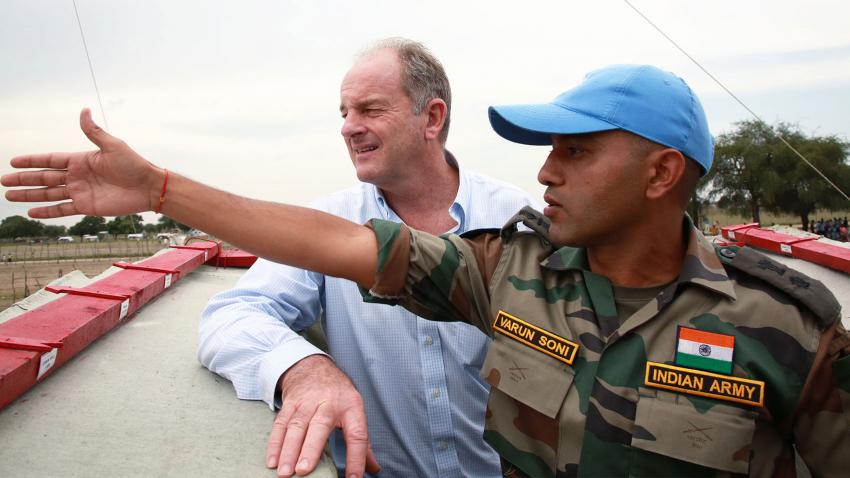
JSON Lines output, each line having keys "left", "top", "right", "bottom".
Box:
{"left": 488, "top": 104, "right": 618, "bottom": 145}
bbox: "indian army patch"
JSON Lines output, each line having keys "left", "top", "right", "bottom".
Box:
{"left": 675, "top": 327, "right": 734, "bottom": 374}
{"left": 644, "top": 362, "right": 765, "bottom": 407}
{"left": 492, "top": 310, "right": 579, "bottom": 365}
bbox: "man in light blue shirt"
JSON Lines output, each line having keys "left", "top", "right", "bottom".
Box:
{"left": 198, "top": 38, "right": 535, "bottom": 477}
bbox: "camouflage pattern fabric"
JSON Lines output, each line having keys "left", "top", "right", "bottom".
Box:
{"left": 362, "top": 207, "right": 850, "bottom": 478}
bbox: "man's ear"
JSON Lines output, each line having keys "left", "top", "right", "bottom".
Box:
{"left": 422, "top": 98, "right": 447, "bottom": 141}
{"left": 645, "top": 148, "right": 687, "bottom": 200}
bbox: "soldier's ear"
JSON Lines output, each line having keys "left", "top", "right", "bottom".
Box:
{"left": 422, "top": 98, "right": 447, "bottom": 141}
{"left": 645, "top": 148, "right": 687, "bottom": 201}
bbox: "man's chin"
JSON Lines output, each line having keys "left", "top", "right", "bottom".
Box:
{"left": 354, "top": 167, "right": 381, "bottom": 185}
{"left": 549, "top": 227, "right": 589, "bottom": 248}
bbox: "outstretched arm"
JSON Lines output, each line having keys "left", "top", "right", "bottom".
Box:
{"left": 2, "top": 109, "right": 378, "bottom": 289}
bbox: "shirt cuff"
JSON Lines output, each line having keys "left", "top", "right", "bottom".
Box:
{"left": 258, "top": 339, "right": 329, "bottom": 410}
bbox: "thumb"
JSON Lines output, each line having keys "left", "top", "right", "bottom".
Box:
{"left": 79, "top": 108, "right": 117, "bottom": 150}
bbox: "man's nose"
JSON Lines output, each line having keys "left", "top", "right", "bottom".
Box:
{"left": 341, "top": 112, "right": 366, "bottom": 138}
{"left": 537, "top": 153, "right": 562, "bottom": 186}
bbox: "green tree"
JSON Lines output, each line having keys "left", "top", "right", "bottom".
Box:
{"left": 157, "top": 215, "right": 190, "bottom": 232}
{"left": 69, "top": 216, "right": 106, "bottom": 236}
{"left": 703, "top": 120, "right": 780, "bottom": 224}
{"left": 0, "top": 215, "right": 45, "bottom": 239}
{"left": 43, "top": 225, "right": 68, "bottom": 237}
{"left": 107, "top": 215, "right": 144, "bottom": 235}
{"left": 766, "top": 130, "right": 850, "bottom": 230}
{"left": 143, "top": 223, "right": 158, "bottom": 234}
{"left": 703, "top": 120, "right": 850, "bottom": 227}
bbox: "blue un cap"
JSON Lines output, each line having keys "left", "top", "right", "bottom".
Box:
{"left": 488, "top": 64, "right": 714, "bottom": 175}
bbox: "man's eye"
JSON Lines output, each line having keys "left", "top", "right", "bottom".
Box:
{"left": 567, "top": 147, "right": 583, "bottom": 155}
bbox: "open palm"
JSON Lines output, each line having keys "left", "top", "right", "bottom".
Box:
{"left": 2, "top": 109, "right": 160, "bottom": 218}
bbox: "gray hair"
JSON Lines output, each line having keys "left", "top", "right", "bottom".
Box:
{"left": 360, "top": 37, "right": 452, "bottom": 144}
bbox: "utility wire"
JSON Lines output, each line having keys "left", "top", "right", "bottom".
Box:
{"left": 72, "top": 0, "right": 109, "bottom": 131}
{"left": 624, "top": 0, "right": 850, "bottom": 203}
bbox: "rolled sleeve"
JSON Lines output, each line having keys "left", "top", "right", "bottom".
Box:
{"left": 362, "top": 219, "right": 412, "bottom": 301}
{"left": 360, "top": 219, "right": 500, "bottom": 334}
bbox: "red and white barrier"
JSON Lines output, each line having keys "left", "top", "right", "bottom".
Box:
{"left": 721, "top": 224, "right": 850, "bottom": 274}
{"left": 0, "top": 243, "right": 257, "bottom": 410}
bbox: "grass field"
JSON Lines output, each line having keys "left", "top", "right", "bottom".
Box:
{"left": 0, "top": 238, "right": 167, "bottom": 262}
{"left": 701, "top": 207, "right": 850, "bottom": 228}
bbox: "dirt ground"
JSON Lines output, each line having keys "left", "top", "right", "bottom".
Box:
{"left": 0, "top": 239, "right": 173, "bottom": 309}
{"left": 0, "top": 259, "right": 126, "bottom": 309}
{"left": 0, "top": 238, "right": 237, "bottom": 309}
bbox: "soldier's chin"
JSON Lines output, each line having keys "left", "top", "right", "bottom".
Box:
{"left": 549, "top": 227, "right": 590, "bottom": 248}
{"left": 547, "top": 227, "right": 572, "bottom": 246}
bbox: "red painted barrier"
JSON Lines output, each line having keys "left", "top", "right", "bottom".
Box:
{"left": 736, "top": 228, "right": 817, "bottom": 256}
{"left": 208, "top": 249, "right": 258, "bottom": 268}
{"left": 0, "top": 242, "right": 224, "bottom": 410}
{"left": 793, "top": 240, "right": 850, "bottom": 274}
{"left": 720, "top": 223, "right": 850, "bottom": 275}
{"left": 720, "top": 223, "right": 759, "bottom": 242}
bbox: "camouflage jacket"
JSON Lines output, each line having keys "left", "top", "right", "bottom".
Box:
{"left": 362, "top": 207, "right": 850, "bottom": 478}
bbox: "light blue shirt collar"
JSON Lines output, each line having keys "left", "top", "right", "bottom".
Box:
{"left": 371, "top": 150, "right": 468, "bottom": 233}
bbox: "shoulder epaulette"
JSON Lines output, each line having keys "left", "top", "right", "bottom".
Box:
{"left": 715, "top": 245, "right": 841, "bottom": 328}
{"left": 499, "top": 206, "right": 552, "bottom": 245}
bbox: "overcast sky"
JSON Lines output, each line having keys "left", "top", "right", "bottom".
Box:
{"left": 1, "top": 0, "right": 848, "bottom": 227}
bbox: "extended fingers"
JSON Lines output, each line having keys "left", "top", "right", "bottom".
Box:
{"left": 267, "top": 417, "right": 287, "bottom": 468}
{"left": 5, "top": 186, "right": 70, "bottom": 203}
{"left": 294, "top": 402, "right": 337, "bottom": 476}
{"left": 28, "top": 202, "right": 79, "bottom": 219}
{"left": 10, "top": 153, "right": 71, "bottom": 170}
{"left": 1, "top": 170, "right": 67, "bottom": 188}
{"left": 341, "top": 408, "right": 372, "bottom": 478}
{"left": 366, "top": 446, "right": 380, "bottom": 475}
{"left": 276, "top": 405, "right": 314, "bottom": 477}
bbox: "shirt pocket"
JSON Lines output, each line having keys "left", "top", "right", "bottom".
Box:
{"left": 480, "top": 335, "right": 575, "bottom": 418}
{"left": 631, "top": 388, "right": 757, "bottom": 474}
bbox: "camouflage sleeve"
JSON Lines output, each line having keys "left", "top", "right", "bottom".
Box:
{"left": 793, "top": 320, "right": 850, "bottom": 474}
{"left": 360, "top": 219, "right": 504, "bottom": 334}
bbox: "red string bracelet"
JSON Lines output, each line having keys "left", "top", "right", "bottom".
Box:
{"left": 154, "top": 169, "right": 169, "bottom": 213}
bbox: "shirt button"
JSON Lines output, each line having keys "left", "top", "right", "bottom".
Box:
{"left": 437, "top": 442, "right": 449, "bottom": 451}
{"left": 432, "top": 388, "right": 441, "bottom": 398}
{"left": 424, "top": 336, "right": 434, "bottom": 346}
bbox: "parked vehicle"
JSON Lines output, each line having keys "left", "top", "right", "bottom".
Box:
{"left": 58, "top": 236, "right": 74, "bottom": 243}
{"left": 82, "top": 235, "right": 99, "bottom": 242}
{"left": 127, "top": 233, "right": 144, "bottom": 241}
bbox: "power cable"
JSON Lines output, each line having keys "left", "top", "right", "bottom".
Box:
{"left": 72, "top": 0, "right": 109, "bottom": 131}
{"left": 624, "top": 0, "right": 850, "bottom": 203}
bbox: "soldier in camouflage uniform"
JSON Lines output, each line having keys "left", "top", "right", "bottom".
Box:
{"left": 359, "top": 65, "right": 850, "bottom": 477}
{"left": 5, "top": 65, "right": 849, "bottom": 478}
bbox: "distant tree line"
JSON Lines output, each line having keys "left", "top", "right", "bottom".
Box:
{"left": 697, "top": 120, "right": 850, "bottom": 230}
{"left": 0, "top": 214, "right": 190, "bottom": 240}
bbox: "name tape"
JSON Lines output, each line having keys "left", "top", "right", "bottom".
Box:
{"left": 493, "top": 310, "right": 579, "bottom": 365}
{"left": 645, "top": 361, "right": 764, "bottom": 407}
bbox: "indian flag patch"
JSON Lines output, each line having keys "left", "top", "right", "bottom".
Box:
{"left": 675, "top": 327, "right": 735, "bottom": 375}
